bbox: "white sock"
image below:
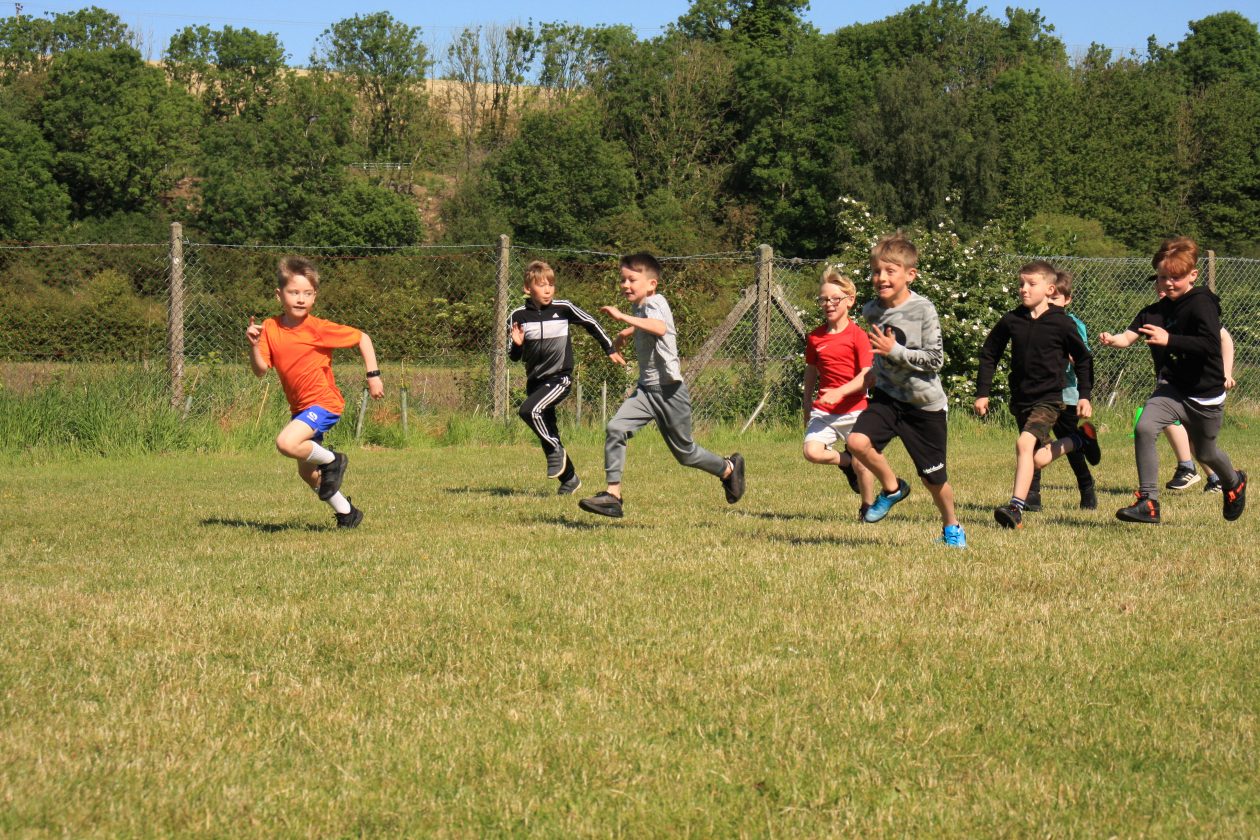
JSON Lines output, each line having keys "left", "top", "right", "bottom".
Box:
{"left": 305, "top": 442, "right": 335, "bottom": 465}
{"left": 328, "top": 492, "right": 352, "bottom": 514}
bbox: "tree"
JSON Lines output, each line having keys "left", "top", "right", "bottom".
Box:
{"left": 310, "top": 12, "right": 430, "bottom": 159}
{"left": 39, "top": 46, "right": 197, "bottom": 218}
{"left": 487, "top": 104, "right": 636, "bottom": 247}
{"left": 1176, "top": 12, "right": 1260, "bottom": 89}
{"left": 0, "top": 107, "right": 69, "bottom": 238}
{"left": 164, "top": 25, "right": 286, "bottom": 121}
{"left": 1189, "top": 78, "right": 1260, "bottom": 252}
{"left": 293, "top": 178, "right": 423, "bottom": 248}
{"left": 0, "top": 6, "right": 133, "bottom": 80}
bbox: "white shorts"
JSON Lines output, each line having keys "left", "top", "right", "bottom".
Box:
{"left": 804, "top": 408, "right": 862, "bottom": 447}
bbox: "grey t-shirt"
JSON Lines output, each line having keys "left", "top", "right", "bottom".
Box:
{"left": 860, "top": 291, "right": 948, "bottom": 412}
{"left": 634, "top": 293, "right": 683, "bottom": 386}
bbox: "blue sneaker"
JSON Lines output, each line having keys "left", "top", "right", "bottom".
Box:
{"left": 935, "top": 523, "right": 967, "bottom": 548}
{"left": 863, "top": 478, "right": 910, "bottom": 523}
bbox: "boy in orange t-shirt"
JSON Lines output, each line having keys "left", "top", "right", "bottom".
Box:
{"left": 246, "top": 257, "right": 384, "bottom": 527}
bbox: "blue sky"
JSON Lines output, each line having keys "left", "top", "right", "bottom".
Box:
{"left": 16, "top": 0, "right": 1260, "bottom": 64}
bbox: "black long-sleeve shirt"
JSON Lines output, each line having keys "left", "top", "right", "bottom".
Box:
{"left": 508, "top": 299, "right": 616, "bottom": 384}
{"left": 976, "top": 305, "right": 1093, "bottom": 409}
{"left": 1126, "top": 286, "right": 1225, "bottom": 399}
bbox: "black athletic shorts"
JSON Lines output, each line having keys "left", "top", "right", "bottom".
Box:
{"left": 851, "top": 389, "right": 949, "bottom": 486}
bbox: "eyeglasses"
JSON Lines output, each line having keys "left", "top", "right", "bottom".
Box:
{"left": 817, "top": 296, "right": 851, "bottom": 306}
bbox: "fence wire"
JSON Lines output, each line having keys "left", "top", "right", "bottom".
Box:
{"left": 3, "top": 239, "right": 1259, "bottom": 439}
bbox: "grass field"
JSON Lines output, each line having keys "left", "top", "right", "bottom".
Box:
{"left": 2, "top": 419, "right": 1258, "bottom": 836}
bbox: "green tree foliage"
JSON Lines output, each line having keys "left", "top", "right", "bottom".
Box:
{"left": 0, "top": 106, "right": 69, "bottom": 239}
{"left": 0, "top": 6, "right": 132, "bottom": 81}
{"left": 1176, "top": 12, "right": 1260, "bottom": 89}
{"left": 293, "top": 178, "right": 423, "bottom": 248}
{"left": 310, "top": 12, "right": 430, "bottom": 159}
{"left": 486, "top": 104, "right": 636, "bottom": 247}
{"left": 39, "top": 47, "right": 197, "bottom": 219}
{"left": 1189, "top": 78, "right": 1260, "bottom": 253}
{"left": 164, "top": 25, "right": 287, "bottom": 121}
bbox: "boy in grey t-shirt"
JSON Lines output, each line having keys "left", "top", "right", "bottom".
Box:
{"left": 578, "top": 252, "right": 745, "bottom": 518}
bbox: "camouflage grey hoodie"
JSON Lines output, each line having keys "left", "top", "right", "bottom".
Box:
{"left": 860, "top": 291, "right": 948, "bottom": 412}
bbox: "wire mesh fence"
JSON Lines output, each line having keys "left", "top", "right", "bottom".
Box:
{"left": 3, "top": 233, "right": 1260, "bottom": 445}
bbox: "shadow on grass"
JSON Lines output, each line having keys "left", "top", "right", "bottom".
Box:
{"left": 766, "top": 532, "right": 890, "bottom": 548}
{"left": 444, "top": 485, "right": 548, "bottom": 498}
{"left": 734, "top": 509, "right": 828, "bottom": 523}
{"left": 201, "top": 517, "right": 326, "bottom": 533}
{"left": 533, "top": 514, "right": 644, "bottom": 531}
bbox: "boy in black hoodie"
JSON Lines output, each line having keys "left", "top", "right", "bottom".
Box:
{"left": 975, "top": 260, "right": 1100, "bottom": 530}
{"left": 1099, "top": 237, "right": 1246, "bottom": 524}
{"left": 509, "top": 260, "right": 625, "bottom": 493}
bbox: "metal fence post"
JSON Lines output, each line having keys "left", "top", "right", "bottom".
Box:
{"left": 755, "top": 243, "right": 772, "bottom": 376}
{"left": 492, "top": 234, "right": 511, "bottom": 419}
{"left": 167, "top": 222, "right": 185, "bottom": 410}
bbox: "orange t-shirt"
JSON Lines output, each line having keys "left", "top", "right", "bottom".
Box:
{"left": 258, "top": 315, "right": 362, "bottom": 415}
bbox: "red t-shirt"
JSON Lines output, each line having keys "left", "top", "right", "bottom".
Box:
{"left": 805, "top": 320, "right": 873, "bottom": 414}
{"left": 257, "top": 315, "right": 362, "bottom": 414}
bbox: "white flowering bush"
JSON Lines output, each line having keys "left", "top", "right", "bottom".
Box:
{"left": 828, "top": 196, "right": 1016, "bottom": 408}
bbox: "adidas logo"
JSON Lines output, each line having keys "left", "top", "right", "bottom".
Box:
{"left": 551, "top": 313, "right": 561, "bottom": 318}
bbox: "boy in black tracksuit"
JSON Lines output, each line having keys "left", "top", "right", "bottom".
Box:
{"left": 509, "top": 260, "right": 625, "bottom": 494}
{"left": 1099, "top": 237, "right": 1246, "bottom": 524}
{"left": 975, "top": 260, "right": 1100, "bottom": 529}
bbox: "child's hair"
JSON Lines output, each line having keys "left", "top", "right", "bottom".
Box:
{"left": 1153, "top": 236, "right": 1199, "bottom": 277}
{"left": 620, "top": 251, "right": 662, "bottom": 278}
{"left": 524, "top": 260, "right": 555, "bottom": 285}
{"left": 821, "top": 265, "right": 856, "bottom": 299}
{"left": 1054, "top": 270, "right": 1075, "bottom": 300}
{"left": 1019, "top": 260, "right": 1057, "bottom": 285}
{"left": 277, "top": 256, "right": 320, "bottom": 290}
{"left": 869, "top": 232, "right": 918, "bottom": 269}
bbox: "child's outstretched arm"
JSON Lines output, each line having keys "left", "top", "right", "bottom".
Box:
{"left": 359, "top": 331, "right": 385, "bottom": 399}
{"left": 1222, "top": 327, "right": 1235, "bottom": 388}
{"left": 602, "top": 305, "right": 667, "bottom": 337}
{"left": 802, "top": 364, "right": 818, "bottom": 426}
{"left": 818, "top": 366, "right": 873, "bottom": 408}
{"left": 1098, "top": 329, "right": 1139, "bottom": 348}
{"left": 246, "top": 316, "right": 269, "bottom": 378}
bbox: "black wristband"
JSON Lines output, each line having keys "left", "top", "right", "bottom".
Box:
{"left": 365, "top": 370, "right": 381, "bottom": 378}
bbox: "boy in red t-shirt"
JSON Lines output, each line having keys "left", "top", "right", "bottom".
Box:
{"left": 802, "top": 268, "right": 876, "bottom": 519}
{"left": 245, "top": 257, "right": 384, "bottom": 528}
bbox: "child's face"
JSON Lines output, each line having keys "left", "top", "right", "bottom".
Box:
{"left": 818, "top": 282, "right": 854, "bottom": 323}
{"left": 619, "top": 264, "right": 657, "bottom": 305}
{"left": 276, "top": 272, "right": 317, "bottom": 320}
{"left": 525, "top": 275, "right": 555, "bottom": 307}
{"left": 1018, "top": 272, "right": 1053, "bottom": 310}
{"left": 1048, "top": 289, "right": 1070, "bottom": 308}
{"left": 1154, "top": 260, "right": 1197, "bottom": 301}
{"left": 870, "top": 259, "right": 915, "bottom": 307}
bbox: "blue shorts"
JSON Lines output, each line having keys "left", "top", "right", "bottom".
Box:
{"left": 292, "top": 405, "right": 340, "bottom": 442}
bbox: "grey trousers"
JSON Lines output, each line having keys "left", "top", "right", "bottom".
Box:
{"left": 605, "top": 381, "right": 726, "bottom": 484}
{"left": 1135, "top": 385, "right": 1238, "bottom": 499}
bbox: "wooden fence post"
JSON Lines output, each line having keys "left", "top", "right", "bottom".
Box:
{"left": 755, "top": 243, "right": 773, "bottom": 376}
{"left": 1207, "top": 249, "right": 1217, "bottom": 294}
{"left": 492, "top": 234, "right": 511, "bottom": 419}
{"left": 167, "top": 222, "right": 185, "bottom": 411}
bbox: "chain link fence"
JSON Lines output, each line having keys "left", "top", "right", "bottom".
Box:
{"left": 3, "top": 233, "right": 1259, "bottom": 445}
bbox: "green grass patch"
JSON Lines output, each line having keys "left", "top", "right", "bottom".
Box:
{"left": 2, "top": 425, "right": 1258, "bottom": 835}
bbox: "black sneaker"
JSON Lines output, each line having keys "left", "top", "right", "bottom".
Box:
{"left": 1116, "top": 492, "right": 1160, "bottom": 524}
{"left": 318, "top": 451, "right": 348, "bottom": 501}
{"left": 1223, "top": 469, "right": 1246, "bottom": 521}
{"left": 335, "top": 499, "right": 363, "bottom": 529}
{"left": 1023, "top": 491, "right": 1042, "bottom": 512}
{"left": 546, "top": 447, "right": 568, "bottom": 479}
{"left": 557, "top": 474, "right": 582, "bottom": 496}
{"left": 578, "top": 491, "right": 623, "bottom": 518}
{"left": 722, "top": 454, "right": 746, "bottom": 504}
{"left": 1165, "top": 465, "right": 1200, "bottom": 490}
{"left": 994, "top": 504, "right": 1023, "bottom": 529}
{"left": 1204, "top": 476, "right": 1223, "bottom": 494}
{"left": 1078, "top": 422, "right": 1102, "bottom": 466}
{"left": 1079, "top": 482, "right": 1097, "bottom": 510}
{"left": 839, "top": 459, "right": 859, "bottom": 493}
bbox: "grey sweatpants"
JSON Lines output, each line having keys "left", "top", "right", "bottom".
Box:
{"left": 1135, "top": 385, "right": 1238, "bottom": 499}
{"left": 605, "top": 381, "right": 726, "bottom": 484}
